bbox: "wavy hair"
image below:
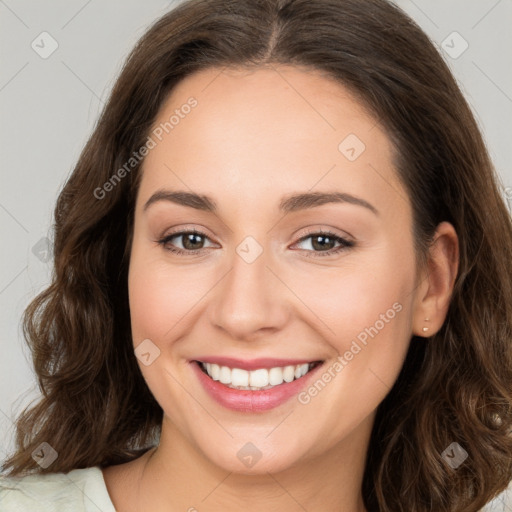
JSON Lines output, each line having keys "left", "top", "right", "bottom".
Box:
{"left": 2, "top": 0, "right": 512, "bottom": 510}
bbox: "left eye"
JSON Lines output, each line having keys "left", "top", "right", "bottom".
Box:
{"left": 293, "top": 232, "right": 352, "bottom": 253}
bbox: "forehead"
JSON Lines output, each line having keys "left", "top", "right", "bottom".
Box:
{"left": 137, "top": 65, "right": 409, "bottom": 219}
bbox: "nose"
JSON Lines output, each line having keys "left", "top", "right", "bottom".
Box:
{"left": 209, "top": 242, "right": 290, "bottom": 341}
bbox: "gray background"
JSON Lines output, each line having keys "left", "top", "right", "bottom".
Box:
{"left": 1, "top": 0, "right": 511, "bottom": 509}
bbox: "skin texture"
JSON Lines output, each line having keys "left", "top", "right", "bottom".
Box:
{"left": 102, "top": 65, "right": 459, "bottom": 512}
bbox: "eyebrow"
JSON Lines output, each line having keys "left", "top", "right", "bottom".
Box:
{"left": 143, "top": 189, "right": 379, "bottom": 216}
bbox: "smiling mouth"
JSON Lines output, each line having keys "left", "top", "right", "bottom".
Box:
{"left": 194, "top": 360, "right": 323, "bottom": 391}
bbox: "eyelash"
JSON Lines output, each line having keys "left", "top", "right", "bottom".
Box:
{"left": 157, "top": 228, "right": 355, "bottom": 258}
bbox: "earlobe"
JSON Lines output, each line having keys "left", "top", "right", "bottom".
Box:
{"left": 412, "top": 221, "right": 459, "bottom": 338}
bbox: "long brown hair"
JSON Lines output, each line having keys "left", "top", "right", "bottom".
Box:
{"left": 2, "top": 0, "right": 512, "bottom": 510}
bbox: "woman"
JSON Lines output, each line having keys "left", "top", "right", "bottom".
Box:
{"left": 1, "top": 0, "right": 511, "bottom": 510}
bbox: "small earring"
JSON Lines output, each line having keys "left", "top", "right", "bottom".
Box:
{"left": 422, "top": 318, "right": 430, "bottom": 332}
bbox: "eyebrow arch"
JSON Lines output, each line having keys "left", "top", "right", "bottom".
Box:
{"left": 143, "top": 189, "right": 379, "bottom": 216}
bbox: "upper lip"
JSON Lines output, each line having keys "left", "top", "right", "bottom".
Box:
{"left": 193, "top": 356, "right": 323, "bottom": 371}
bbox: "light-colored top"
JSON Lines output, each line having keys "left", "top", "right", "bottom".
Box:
{"left": 0, "top": 466, "right": 116, "bottom": 511}
{"left": 1, "top": 465, "right": 509, "bottom": 511}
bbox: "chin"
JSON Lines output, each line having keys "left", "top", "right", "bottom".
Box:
{"left": 197, "top": 438, "right": 308, "bottom": 475}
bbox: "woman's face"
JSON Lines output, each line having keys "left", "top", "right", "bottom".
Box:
{"left": 128, "top": 65, "right": 422, "bottom": 474}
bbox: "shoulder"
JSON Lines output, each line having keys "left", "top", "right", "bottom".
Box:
{"left": 0, "top": 466, "right": 116, "bottom": 512}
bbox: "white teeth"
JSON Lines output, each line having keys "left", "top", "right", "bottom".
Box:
{"left": 293, "top": 363, "right": 309, "bottom": 379}
{"left": 210, "top": 363, "right": 220, "bottom": 381}
{"left": 200, "top": 361, "right": 318, "bottom": 390}
{"left": 268, "top": 367, "right": 283, "bottom": 385}
{"left": 219, "top": 366, "right": 231, "bottom": 384}
{"left": 249, "top": 369, "right": 269, "bottom": 387}
{"left": 283, "top": 365, "right": 295, "bottom": 382}
{"left": 231, "top": 368, "right": 249, "bottom": 387}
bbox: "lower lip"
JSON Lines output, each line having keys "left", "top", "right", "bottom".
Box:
{"left": 190, "top": 361, "right": 323, "bottom": 412}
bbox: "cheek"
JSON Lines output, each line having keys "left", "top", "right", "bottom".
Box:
{"left": 128, "top": 244, "right": 222, "bottom": 353}
{"left": 293, "top": 273, "right": 413, "bottom": 450}
{"left": 290, "top": 245, "right": 415, "bottom": 407}
{"left": 288, "top": 248, "right": 414, "bottom": 346}
{"left": 128, "top": 262, "right": 171, "bottom": 343}
{"left": 127, "top": 251, "right": 204, "bottom": 417}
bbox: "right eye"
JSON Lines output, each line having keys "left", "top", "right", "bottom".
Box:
{"left": 157, "top": 229, "right": 216, "bottom": 255}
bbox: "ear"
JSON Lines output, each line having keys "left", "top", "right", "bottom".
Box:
{"left": 412, "top": 221, "right": 459, "bottom": 338}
